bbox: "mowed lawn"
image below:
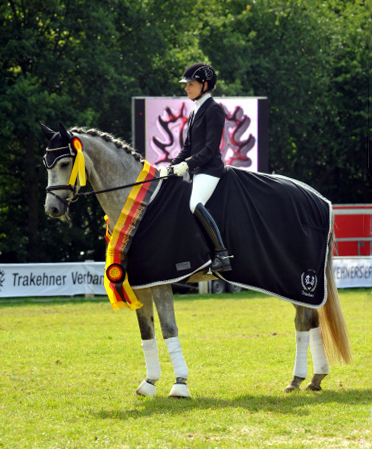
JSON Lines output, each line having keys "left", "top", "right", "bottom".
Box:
{"left": 0, "top": 288, "right": 371, "bottom": 449}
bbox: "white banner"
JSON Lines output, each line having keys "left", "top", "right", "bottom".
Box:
{"left": 333, "top": 257, "right": 372, "bottom": 289}
{"left": 0, "top": 262, "right": 106, "bottom": 298}
{"left": 0, "top": 258, "right": 370, "bottom": 298}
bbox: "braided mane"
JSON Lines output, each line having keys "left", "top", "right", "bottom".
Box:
{"left": 70, "top": 127, "right": 144, "bottom": 163}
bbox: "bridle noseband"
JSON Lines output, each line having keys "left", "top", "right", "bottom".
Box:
{"left": 45, "top": 184, "right": 78, "bottom": 207}
{"left": 44, "top": 144, "right": 80, "bottom": 208}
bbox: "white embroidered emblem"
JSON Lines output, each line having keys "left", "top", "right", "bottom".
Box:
{"left": 301, "top": 269, "right": 317, "bottom": 296}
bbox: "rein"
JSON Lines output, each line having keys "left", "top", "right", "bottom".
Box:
{"left": 46, "top": 173, "right": 175, "bottom": 205}
{"left": 44, "top": 137, "right": 175, "bottom": 205}
{"left": 77, "top": 174, "right": 174, "bottom": 198}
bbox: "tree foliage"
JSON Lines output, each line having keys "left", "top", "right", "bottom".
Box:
{"left": 0, "top": 0, "right": 370, "bottom": 263}
{"left": 199, "top": 0, "right": 370, "bottom": 200}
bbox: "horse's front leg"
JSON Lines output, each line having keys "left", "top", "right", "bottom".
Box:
{"left": 285, "top": 305, "right": 330, "bottom": 392}
{"left": 134, "top": 287, "right": 160, "bottom": 397}
{"left": 152, "top": 284, "right": 190, "bottom": 398}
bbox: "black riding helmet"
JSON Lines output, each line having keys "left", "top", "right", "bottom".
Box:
{"left": 179, "top": 63, "right": 217, "bottom": 101}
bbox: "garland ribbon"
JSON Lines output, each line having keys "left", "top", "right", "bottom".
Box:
{"left": 103, "top": 161, "right": 159, "bottom": 310}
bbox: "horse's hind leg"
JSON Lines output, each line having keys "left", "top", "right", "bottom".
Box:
{"left": 285, "top": 305, "right": 330, "bottom": 392}
{"left": 134, "top": 288, "right": 160, "bottom": 397}
{"left": 152, "top": 285, "right": 190, "bottom": 398}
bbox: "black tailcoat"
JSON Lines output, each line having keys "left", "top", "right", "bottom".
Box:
{"left": 171, "top": 97, "right": 225, "bottom": 177}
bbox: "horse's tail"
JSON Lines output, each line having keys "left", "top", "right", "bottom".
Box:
{"left": 318, "top": 225, "right": 352, "bottom": 364}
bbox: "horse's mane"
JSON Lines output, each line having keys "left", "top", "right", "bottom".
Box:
{"left": 70, "top": 127, "right": 144, "bottom": 163}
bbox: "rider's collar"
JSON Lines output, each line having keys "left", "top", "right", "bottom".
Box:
{"left": 194, "top": 93, "right": 211, "bottom": 112}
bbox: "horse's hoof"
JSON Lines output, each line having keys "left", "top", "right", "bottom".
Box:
{"left": 169, "top": 383, "right": 191, "bottom": 398}
{"left": 305, "top": 382, "right": 322, "bottom": 391}
{"left": 285, "top": 384, "right": 300, "bottom": 393}
{"left": 136, "top": 380, "right": 156, "bottom": 397}
{"left": 284, "top": 376, "right": 305, "bottom": 392}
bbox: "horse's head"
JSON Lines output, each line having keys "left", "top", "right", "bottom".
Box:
{"left": 41, "top": 121, "right": 84, "bottom": 219}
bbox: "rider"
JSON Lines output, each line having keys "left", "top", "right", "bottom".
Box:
{"left": 162, "top": 63, "right": 233, "bottom": 272}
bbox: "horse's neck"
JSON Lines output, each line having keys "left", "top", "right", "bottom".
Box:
{"left": 83, "top": 137, "right": 143, "bottom": 229}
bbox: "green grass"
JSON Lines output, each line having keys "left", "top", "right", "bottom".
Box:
{"left": 0, "top": 289, "right": 371, "bottom": 448}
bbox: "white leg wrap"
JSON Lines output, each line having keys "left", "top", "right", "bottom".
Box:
{"left": 142, "top": 338, "right": 161, "bottom": 382}
{"left": 293, "top": 331, "right": 310, "bottom": 378}
{"left": 165, "top": 337, "right": 188, "bottom": 380}
{"left": 309, "top": 327, "right": 330, "bottom": 374}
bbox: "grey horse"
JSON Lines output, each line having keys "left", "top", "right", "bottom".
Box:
{"left": 41, "top": 122, "right": 351, "bottom": 397}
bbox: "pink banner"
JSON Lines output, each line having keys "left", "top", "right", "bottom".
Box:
{"left": 144, "top": 97, "right": 259, "bottom": 172}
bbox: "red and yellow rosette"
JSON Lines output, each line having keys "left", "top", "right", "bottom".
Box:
{"left": 103, "top": 161, "right": 158, "bottom": 310}
{"left": 69, "top": 137, "right": 86, "bottom": 186}
{"left": 106, "top": 263, "right": 125, "bottom": 283}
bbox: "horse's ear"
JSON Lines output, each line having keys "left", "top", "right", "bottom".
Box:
{"left": 59, "top": 122, "right": 72, "bottom": 141}
{"left": 39, "top": 121, "right": 56, "bottom": 140}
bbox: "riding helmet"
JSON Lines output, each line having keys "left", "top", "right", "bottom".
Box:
{"left": 179, "top": 63, "right": 217, "bottom": 92}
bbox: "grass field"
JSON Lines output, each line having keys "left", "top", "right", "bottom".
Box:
{"left": 0, "top": 288, "right": 371, "bottom": 448}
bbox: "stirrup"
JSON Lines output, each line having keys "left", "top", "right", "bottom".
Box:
{"left": 211, "top": 250, "right": 234, "bottom": 272}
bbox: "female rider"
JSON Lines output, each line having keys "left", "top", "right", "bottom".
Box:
{"left": 162, "top": 63, "right": 232, "bottom": 272}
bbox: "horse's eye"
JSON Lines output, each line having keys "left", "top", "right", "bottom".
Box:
{"left": 60, "top": 161, "right": 70, "bottom": 169}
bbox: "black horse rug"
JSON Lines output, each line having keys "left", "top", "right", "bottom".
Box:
{"left": 126, "top": 166, "right": 332, "bottom": 308}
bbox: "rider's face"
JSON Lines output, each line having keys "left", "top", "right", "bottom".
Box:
{"left": 185, "top": 81, "right": 206, "bottom": 100}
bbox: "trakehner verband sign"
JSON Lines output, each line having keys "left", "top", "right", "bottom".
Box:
{"left": 0, "top": 262, "right": 106, "bottom": 298}
{"left": 0, "top": 259, "right": 370, "bottom": 298}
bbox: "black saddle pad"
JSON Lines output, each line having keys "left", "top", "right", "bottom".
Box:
{"left": 127, "top": 167, "right": 331, "bottom": 308}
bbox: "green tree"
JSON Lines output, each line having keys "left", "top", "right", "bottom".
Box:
{"left": 0, "top": 0, "right": 370, "bottom": 264}
{"left": 1, "top": 0, "right": 119, "bottom": 262}
{"left": 0, "top": 0, "right": 209, "bottom": 263}
{"left": 198, "top": 0, "right": 371, "bottom": 202}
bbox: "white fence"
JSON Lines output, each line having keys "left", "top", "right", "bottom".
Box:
{"left": 0, "top": 258, "right": 371, "bottom": 298}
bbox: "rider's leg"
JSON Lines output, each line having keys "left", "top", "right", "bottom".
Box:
{"left": 190, "top": 174, "right": 232, "bottom": 272}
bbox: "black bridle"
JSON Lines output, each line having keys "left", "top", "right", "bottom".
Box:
{"left": 45, "top": 184, "right": 77, "bottom": 207}
{"left": 44, "top": 142, "right": 175, "bottom": 207}
{"left": 45, "top": 171, "right": 175, "bottom": 207}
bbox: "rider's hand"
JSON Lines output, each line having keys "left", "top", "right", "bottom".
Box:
{"left": 159, "top": 166, "right": 169, "bottom": 178}
{"left": 172, "top": 162, "right": 188, "bottom": 176}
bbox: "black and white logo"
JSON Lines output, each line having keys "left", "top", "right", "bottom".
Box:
{"left": 301, "top": 269, "right": 317, "bottom": 293}
{"left": 203, "top": 67, "right": 214, "bottom": 80}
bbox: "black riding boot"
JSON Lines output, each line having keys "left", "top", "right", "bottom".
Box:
{"left": 194, "top": 203, "right": 233, "bottom": 272}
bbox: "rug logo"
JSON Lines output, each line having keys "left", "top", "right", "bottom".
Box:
{"left": 176, "top": 261, "right": 191, "bottom": 271}
{"left": 301, "top": 269, "right": 317, "bottom": 297}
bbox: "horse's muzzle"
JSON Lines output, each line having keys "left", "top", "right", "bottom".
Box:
{"left": 45, "top": 189, "right": 73, "bottom": 218}
{"left": 45, "top": 196, "right": 69, "bottom": 218}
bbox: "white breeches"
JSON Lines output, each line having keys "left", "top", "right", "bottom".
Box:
{"left": 189, "top": 174, "right": 220, "bottom": 214}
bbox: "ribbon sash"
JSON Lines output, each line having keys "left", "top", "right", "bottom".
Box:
{"left": 104, "top": 161, "right": 159, "bottom": 310}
